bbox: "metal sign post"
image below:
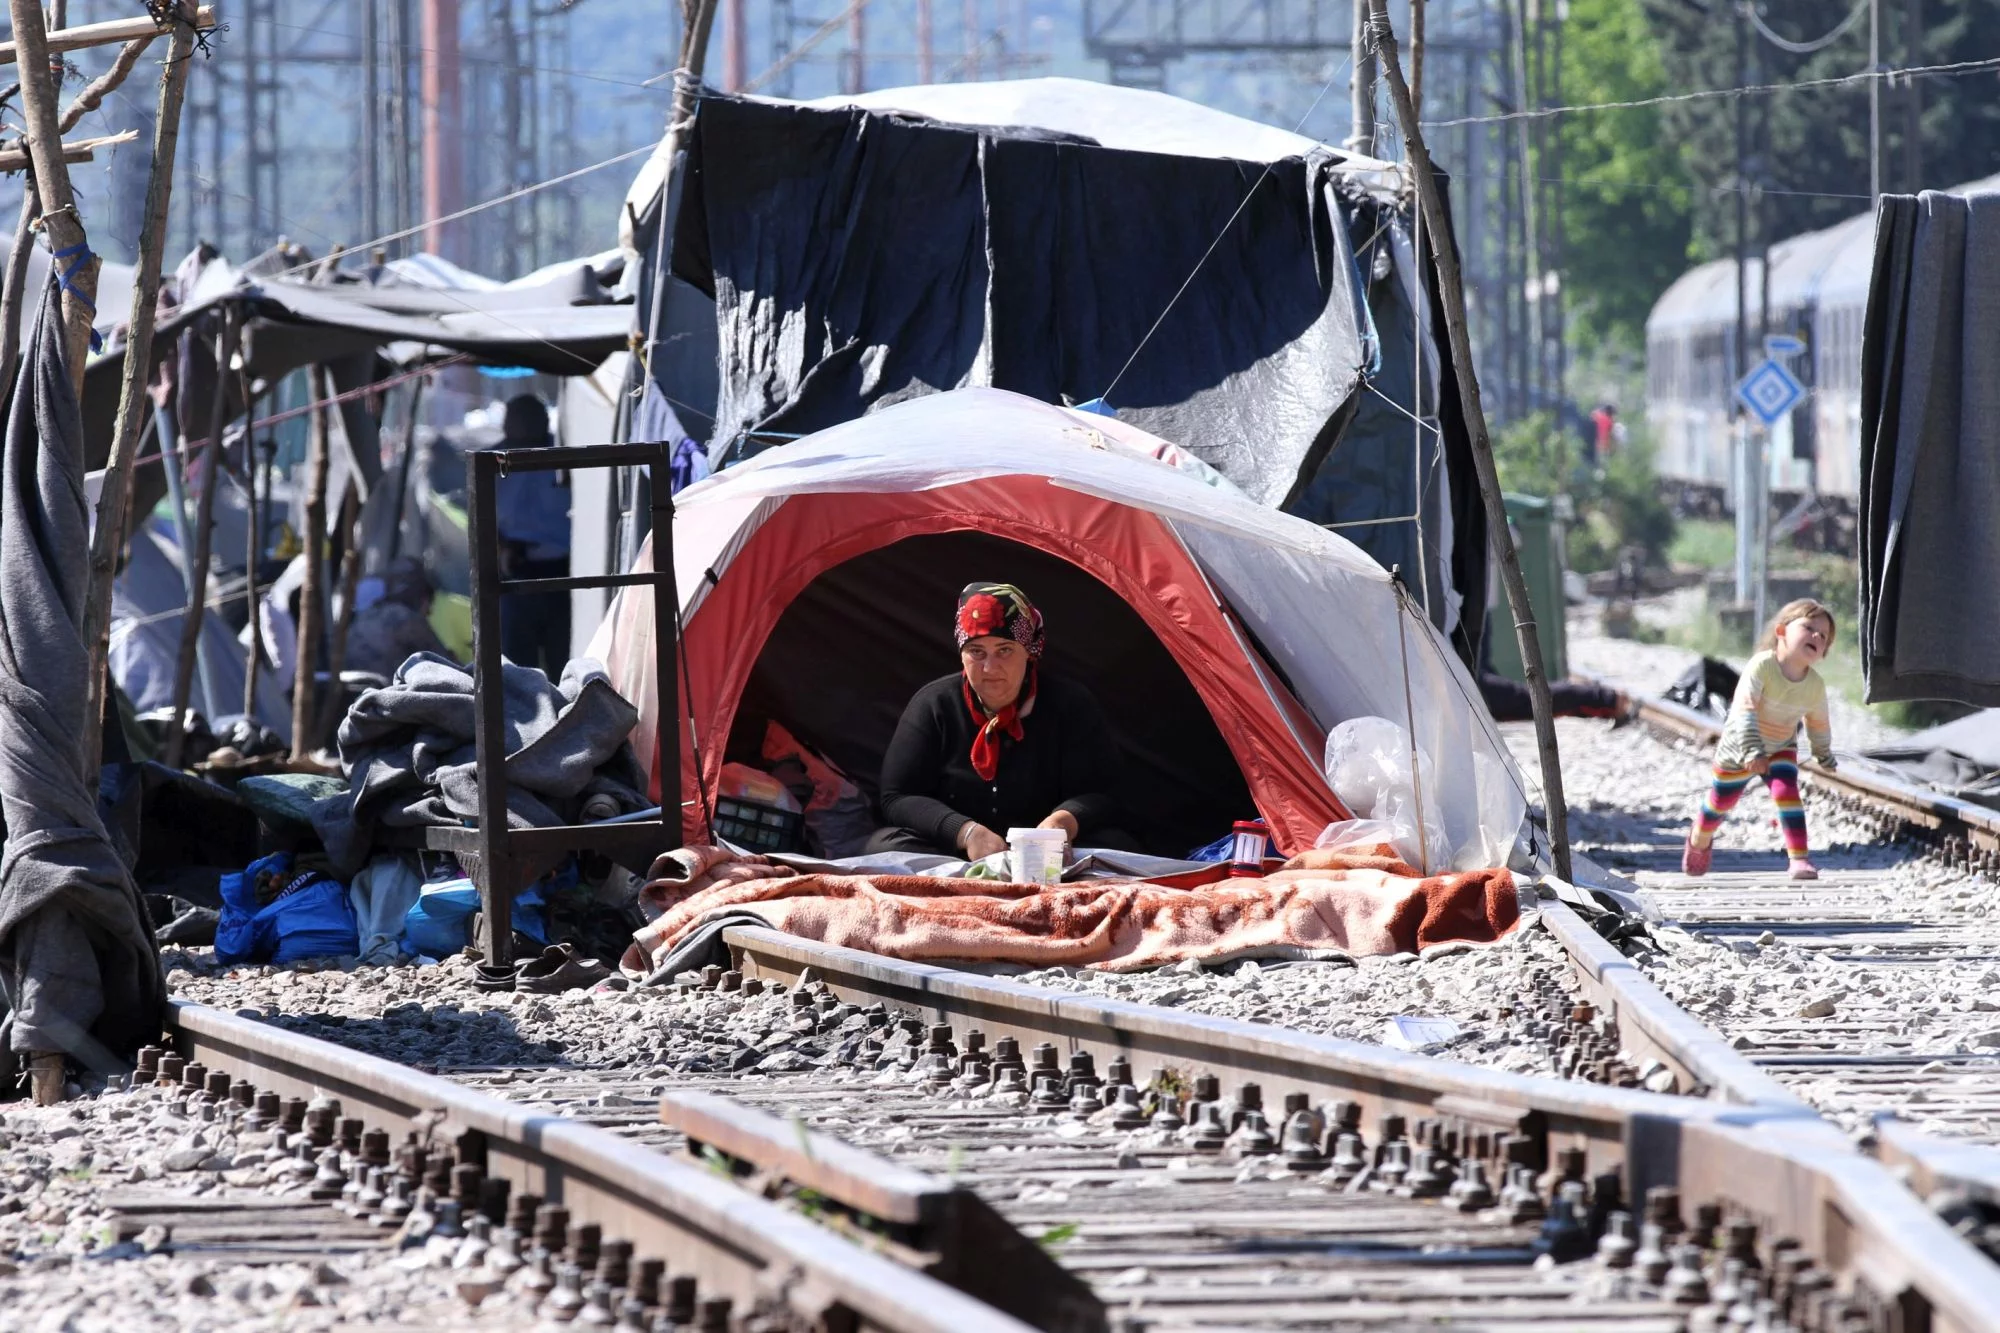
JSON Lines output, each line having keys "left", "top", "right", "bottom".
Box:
{"left": 1732, "top": 356, "right": 1805, "bottom": 630}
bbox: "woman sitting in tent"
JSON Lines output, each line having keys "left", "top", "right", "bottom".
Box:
{"left": 867, "top": 582, "right": 1129, "bottom": 859}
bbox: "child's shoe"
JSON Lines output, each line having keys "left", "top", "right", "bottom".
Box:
{"left": 1682, "top": 839, "right": 1711, "bottom": 876}
{"left": 1788, "top": 859, "right": 1819, "bottom": 881}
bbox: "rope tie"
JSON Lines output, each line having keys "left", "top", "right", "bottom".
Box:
{"left": 48, "top": 240, "right": 102, "bottom": 352}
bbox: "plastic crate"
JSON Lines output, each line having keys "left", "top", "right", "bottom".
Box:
{"left": 713, "top": 795, "right": 804, "bottom": 854}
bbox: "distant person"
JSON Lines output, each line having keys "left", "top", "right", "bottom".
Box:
{"left": 1591, "top": 403, "right": 1618, "bottom": 463}
{"left": 344, "top": 557, "right": 445, "bottom": 680}
{"left": 492, "top": 394, "right": 570, "bottom": 678}
{"left": 1478, "top": 670, "right": 1634, "bottom": 725}
{"left": 1682, "top": 599, "right": 1837, "bottom": 881}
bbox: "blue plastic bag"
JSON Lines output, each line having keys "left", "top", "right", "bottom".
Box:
{"left": 402, "top": 878, "right": 548, "bottom": 960}
{"left": 216, "top": 852, "right": 359, "bottom": 964}
{"left": 216, "top": 850, "right": 289, "bottom": 964}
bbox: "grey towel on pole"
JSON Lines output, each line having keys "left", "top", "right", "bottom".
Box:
{"left": 0, "top": 282, "right": 164, "bottom": 1066}
{"left": 1859, "top": 190, "right": 2000, "bottom": 706}
{"left": 311, "top": 652, "right": 650, "bottom": 876}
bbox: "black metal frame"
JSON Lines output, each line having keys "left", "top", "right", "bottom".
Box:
{"left": 442, "top": 440, "right": 682, "bottom": 990}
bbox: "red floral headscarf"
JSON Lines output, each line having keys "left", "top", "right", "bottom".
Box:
{"left": 954, "top": 582, "right": 1045, "bottom": 658}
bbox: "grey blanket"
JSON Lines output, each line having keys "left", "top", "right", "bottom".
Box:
{"left": 312, "top": 652, "right": 649, "bottom": 875}
{"left": 1860, "top": 190, "right": 2000, "bottom": 705}
{"left": 0, "top": 282, "right": 164, "bottom": 1066}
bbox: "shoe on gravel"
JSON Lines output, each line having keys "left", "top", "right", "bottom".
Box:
{"left": 514, "top": 943, "right": 612, "bottom": 993}
{"left": 1788, "top": 860, "right": 1819, "bottom": 881}
{"left": 1681, "top": 840, "right": 1711, "bottom": 877}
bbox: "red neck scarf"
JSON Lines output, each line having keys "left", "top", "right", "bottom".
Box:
{"left": 962, "top": 668, "right": 1036, "bottom": 781}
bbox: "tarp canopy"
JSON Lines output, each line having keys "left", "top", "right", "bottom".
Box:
{"left": 71, "top": 246, "right": 632, "bottom": 556}
{"left": 587, "top": 388, "right": 1525, "bottom": 866}
{"left": 631, "top": 78, "right": 1487, "bottom": 656}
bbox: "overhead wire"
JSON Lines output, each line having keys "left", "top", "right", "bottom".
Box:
{"left": 1420, "top": 50, "right": 2000, "bottom": 129}
{"left": 1747, "top": 0, "right": 1870, "bottom": 56}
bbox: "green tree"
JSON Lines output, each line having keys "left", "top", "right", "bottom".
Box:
{"left": 1650, "top": 0, "right": 2000, "bottom": 261}
{"left": 1557, "top": 0, "right": 1696, "bottom": 348}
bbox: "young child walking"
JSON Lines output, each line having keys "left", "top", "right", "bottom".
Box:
{"left": 1684, "top": 599, "right": 1838, "bottom": 880}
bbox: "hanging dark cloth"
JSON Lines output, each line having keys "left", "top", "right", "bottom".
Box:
{"left": 0, "top": 280, "right": 164, "bottom": 1073}
{"left": 1859, "top": 190, "right": 2000, "bottom": 706}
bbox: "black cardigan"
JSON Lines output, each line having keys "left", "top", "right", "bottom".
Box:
{"left": 878, "top": 673, "right": 1120, "bottom": 847}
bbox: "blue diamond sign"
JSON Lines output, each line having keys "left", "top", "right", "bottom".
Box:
{"left": 1735, "top": 358, "right": 1806, "bottom": 427}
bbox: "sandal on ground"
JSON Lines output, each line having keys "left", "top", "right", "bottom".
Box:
{"left": 1788, "top": 860, "right": 1819, "bottom": 881}
{"left": 514, "top": 943, "right": 613, "bottom": 994}
{"left": 1681, "top": 839, "right": 1711, "bottom": 877}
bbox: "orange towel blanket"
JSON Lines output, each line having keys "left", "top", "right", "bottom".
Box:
{"left": 621, "top": 844, "right": 1520, "bottom": 976}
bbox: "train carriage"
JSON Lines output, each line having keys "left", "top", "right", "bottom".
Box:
{"left": 1643, "top": 171, "right": 2000, "bottom": 522}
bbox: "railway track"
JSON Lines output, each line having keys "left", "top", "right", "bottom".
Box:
{"left": 1556, "top": 695, "right": 2000, "bottom": 1221}
{"left": 146, "top": 916, "right": 2000, "bottom": 1332}
{"left": 148, "top": 928, "right": 2000, "bottom": 1320}
{"left": 126, "top": 697, "right": 2000, "bottom": 1330}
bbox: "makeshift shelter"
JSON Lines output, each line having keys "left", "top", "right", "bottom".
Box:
{"left": 1860, "top": 186, "right": 2000, "bottom": 707}
{"left": 588, "top": 389, "right": 1525, "bottom": 866}
{"left": 621, "top": 78, "right": 1488, "bottom": 658}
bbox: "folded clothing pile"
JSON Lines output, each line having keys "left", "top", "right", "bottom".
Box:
{"left": 310, "top": 653, "right": 650, "bottom": 876}
{"left": 622, "top": 843, "right": 1520, "bottom": 977}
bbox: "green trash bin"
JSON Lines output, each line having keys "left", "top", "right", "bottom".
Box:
{"left": 1487, "top": 492, "right": 1568, "bottom": 685}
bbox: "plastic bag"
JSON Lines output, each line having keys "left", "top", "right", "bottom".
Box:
{"left": 216, "top": 850, "right": 289, "bottom": 964}
{"left": 215, "top": 851, "right": 359, "bottom": 964}
{"left": 265, "top": 878, "right": 360, "bottom": 963}
{"left": 717, "top": 762, "right": 801, "bottom": 813}
{"left": 1321, "top": 716, "right": 1449, "bottom": 873}
{"left": 1312, "top": 818, "right": 1417, "bottom": 859}
{"left": 402, "top": 878, "right": 548, "bottom": 960}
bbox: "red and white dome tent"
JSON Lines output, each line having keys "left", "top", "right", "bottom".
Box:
{"left": 589, "top": 387, "right": 1525, "bottom": 868}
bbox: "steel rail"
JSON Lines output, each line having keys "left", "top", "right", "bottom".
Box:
{"left": 1562, "top": 687, "right": 2000, "bottom": 1249}
{"left": 164, "top": 1000, "right": 1037, "bottom": 1333}
{"left": 720, "top": 924, "right": 2000, "bottom": 1332}
{"left": 1635, "top": 695, "right": 2000, "bottom": 865}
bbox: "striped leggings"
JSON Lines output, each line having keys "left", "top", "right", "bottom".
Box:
{"left": 1694, "top": 748, "right": 1809, "bottom": 861}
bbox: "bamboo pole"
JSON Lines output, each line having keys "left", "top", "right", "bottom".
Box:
{"left": 161, "top": 309, "right": 235, "bottom": 769}
{"left": 78, "top": 14, "right": 197, "bottom": 776}
{"left": 290, "top": 366, "right": 334, "bottom": 761}
{"left": 1366, "top": 0, "right": 1572, "bottom": 880}
{"left": 0, "top": 6, "right": 214, "bottom": 65}
{"left": 7, "top": 0, "right": 98, "bottom": 395}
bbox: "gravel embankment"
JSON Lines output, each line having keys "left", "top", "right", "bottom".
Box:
{"left": 1524, "top": 619, "right": 2000, "bottom": 1136}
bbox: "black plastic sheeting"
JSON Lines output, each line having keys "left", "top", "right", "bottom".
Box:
{"left": 661, "top": 95, "right": 1487, "bottom": 655}
{"left": 1860, "top": 189, "right": 2000, "bottom": 706}
{"left": 725, "top": 530, "right": 1256, "bottom": 859}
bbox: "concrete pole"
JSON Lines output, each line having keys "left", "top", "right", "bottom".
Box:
{"left": 421, "top": 0, "right": 462, "bottom": 261}
{"left": 1346, "top": 0, "right": 1377, "bottom": 152}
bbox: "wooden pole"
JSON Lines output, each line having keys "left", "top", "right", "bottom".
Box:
{"left": 1366, "top": 0, "right": 1572, "bottom": 881}
{"left": 242, "top": 374, "right": 264, "bottom": 721}
{"left": 1410, "top": 0, "right": 1425, "bottom": 117}
{"left": 0, "top": 6, "right": 214, "bottom": 65}
{"left": 290, "top": 366, "right": 333, "bottom": 761}
{"left": 80, "top": 13, "right": 196, "bottom": 776}
{"left": 7, "top": 0, "right": 98, "bottom": 395}
{"left": 58, "top": 35, "right": 154, "bottom": 132}
{"left": 0, "top": 182, "right": 38, "bottom": 395}
{"left": 311, "top": 490, "right": 364, "bottom": 748}
{"left": 161, "top": 309, "right": 235, "bottom": 769}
